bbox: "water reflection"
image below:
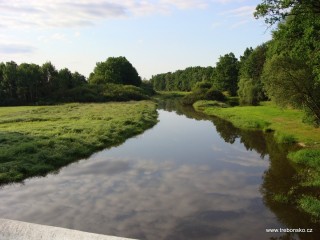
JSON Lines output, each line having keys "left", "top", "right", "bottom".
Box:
{"left": 0, "top": 100, "right": 318, "bottom": 239}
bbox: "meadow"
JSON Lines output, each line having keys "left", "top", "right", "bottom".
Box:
{"left": 0, "top": 101, "right": 158, "bottom": 184}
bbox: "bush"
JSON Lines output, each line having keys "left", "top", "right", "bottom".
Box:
{"left": 205, "top": 88, "right": 226, "bottom": 102}
{"left": 182, "top": 84, "right": 226, "bottom": 105}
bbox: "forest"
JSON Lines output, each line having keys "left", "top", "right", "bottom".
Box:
{"left": 0, "top": 56, "right": 153, "bottom": 105}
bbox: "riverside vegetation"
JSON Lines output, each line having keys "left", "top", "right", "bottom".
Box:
{"left": 0, "top": 102, "right": 157, "bottom": 184}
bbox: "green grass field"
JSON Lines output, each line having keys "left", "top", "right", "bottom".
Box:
{"left": 0, "top": 101, "right": 158, "bottom": 184}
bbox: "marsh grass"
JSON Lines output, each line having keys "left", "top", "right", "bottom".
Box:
{"left": 298, "top": 196, "right": 320, "bottom": 218}
{"left": 0, "top": 102, "right": 158, "bottom": 184}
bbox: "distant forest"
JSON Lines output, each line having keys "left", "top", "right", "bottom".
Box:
{"left": 0, "top": 57, "right": 153, "bottom": 105}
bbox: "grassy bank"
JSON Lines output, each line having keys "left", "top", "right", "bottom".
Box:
{"left": 194, "top": 100, "right": 320, "bottom": 145}
{"left": 194, "top": 100, "right": 320, "bottom": 218}
{"left": 0, "top": 101, "right": 158, "bottom": 184}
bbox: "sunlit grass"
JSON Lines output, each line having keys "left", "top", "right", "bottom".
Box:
{"left": 0, "top": 102, "right": 158, "bottom": 184}
{"left": 194, "top": 101, "right": 320, "bottom": 145}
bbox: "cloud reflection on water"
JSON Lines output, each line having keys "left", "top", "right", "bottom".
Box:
{"left": 0, "top": 156, "right": 276, "bottom": 239}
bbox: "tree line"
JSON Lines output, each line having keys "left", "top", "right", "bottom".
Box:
{"left": 0, "top": 57, "right": 151, "bottom": 105}
{"left": 151, "top": 0, "right": 320, "bottom": 125}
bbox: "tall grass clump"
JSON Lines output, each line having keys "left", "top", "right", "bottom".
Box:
{"left": 289, "top": 149, "right": 320, "bottom": 169}
{"left": 298, "top": 196, "right": 320, "bottom": 218}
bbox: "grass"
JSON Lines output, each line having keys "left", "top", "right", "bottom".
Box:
{"left": 298, "top": 196, "right": 320, "bottom": 218}
{"left": 0, "top": 101, "right": 158, "bottom": 184}
{"left": 289, "top": 149, "right": 320, "bottom": 169}
{"left": 193, "top": 101, "right": 320, "bottom": 145}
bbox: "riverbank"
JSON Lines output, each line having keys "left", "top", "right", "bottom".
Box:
{"left": 0, "top": 101, "right": 158, "bottom": 184}
{"left": 194, "top": 100, "right": 320, "bottom": 145}
{"left": 193, "top": 100, "right": 320, "bottom": 218}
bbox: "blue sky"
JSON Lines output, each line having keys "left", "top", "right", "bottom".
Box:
{"left": 0, "top": 0, "right": 272, "bottom": 79}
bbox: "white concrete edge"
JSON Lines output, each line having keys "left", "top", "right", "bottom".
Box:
{"left": 0, "top": 219, "right": 137, "bottom": 240}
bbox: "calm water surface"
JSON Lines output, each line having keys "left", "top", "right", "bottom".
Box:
{"left": 0, "top": 101, "right": 319, "bottom": 239}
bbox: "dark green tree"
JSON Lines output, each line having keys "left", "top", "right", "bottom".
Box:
{"left": 41, "top": 62, "right": 58, "bottom": 96}
{"left": 238, "top": 44, "right": 268, "bottom": 105}
{"left": 2, "top": 61, "right": 18, "bottom": 101}
{"left": 17, "top": 63, "right": 42, "bottom": 103}
{"left": 212, "top": 53, "right": 239, "bottom": 96}
{"left": 89, "top": 56, "right": 141, "bottom": 86}
{"left": 254, "top": 0, "right": 320, "bottom": 124}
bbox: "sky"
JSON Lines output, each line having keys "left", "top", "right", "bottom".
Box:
{"left": 0, "top": 0, "right": 272, "bottom": 79}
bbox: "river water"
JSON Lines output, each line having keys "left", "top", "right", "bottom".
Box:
{"left": 0, "top": 100, "right": 319, "bottom": 239}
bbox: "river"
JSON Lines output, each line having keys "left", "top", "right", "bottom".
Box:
{"left": 0, "top": 100, "right": 319, "bottom": 239}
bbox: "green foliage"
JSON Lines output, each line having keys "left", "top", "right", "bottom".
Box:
{"left": 0, "top": 61, "right": 87, "bottom": 105}
{"left": 289, "top": 149, "right": 320, "bottom": 169}
{"left": 0, "top": 102, "right": 158, "bottom": 184}
{"left": 55, "top": 84, "right": 150, "bottom": 103}
{"left": 150, "top": 66, "right": 215, "bottom": 92}
{"left": 238, "top": 44, "right": 268, "bottom": 105}
{"left": 181, "top": 82, "right": 226, "bottom": 105}
{"left": 0, "top": 58, "right": 151, "bottom": 106}
{"left": 273, "top": 193, "right": 290, "bottom": 204}
{"left": 260, "top": 8, "right": 320, "bottom": 125}
{"left": 193, "top": 100, "right": 229, "bottom": 111}
{"left": 274, "top": 132, "right": 296, "bottom": 144}
{"left": 88, "top": 56, "right": 141, "bottom": 86}
{"left": 254, "top": 0, "right": 320, "bottom": 25}
{"left": 212, "top": 53, "right": 239, "bottom": 96}
{"left": 298, "top": 196, "right": 320, "bottom": 218}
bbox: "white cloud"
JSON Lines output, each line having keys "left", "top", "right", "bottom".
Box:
{"left": 0, "top": 0, "right": 212, "bottom": 29}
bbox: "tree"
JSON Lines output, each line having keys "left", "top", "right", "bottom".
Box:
{"left": 89, "top": 56, "right": 142, "bottom": 86}
{"left": 254, "top": 0, "right": 320, "bottom": 25}
{"left": 2, "top": 61, "right": 18, "bottom": 101}
{"left": 263, "top": 54, "right": 320, "bottom": 123}
{"left": 72, "top": 72, "right": 87, "bottom": 87}
{"left": 212, "top": 53, "right": 239, "bottom": 96}
{"left": 254, "top": 0, "right": 320, "bottom": 124}
{"left": 238, "top": 44, "right": 268, "bottom": 105}
{"left": 41, "top": 62, "right": 58, "bottom": 96}
{"left": 17, "top": 63, "right": 42, "bottom": 103}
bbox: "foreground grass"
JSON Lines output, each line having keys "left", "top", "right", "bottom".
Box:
{"left": 194, "top": 100, "right": 320, "bottom": 218}
{"left": 0, "top": 101, "right": 158, "bottom": 184}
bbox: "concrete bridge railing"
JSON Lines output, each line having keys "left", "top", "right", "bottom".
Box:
{"left": 0, "top": 219, "right": 136, "bottom": 240}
